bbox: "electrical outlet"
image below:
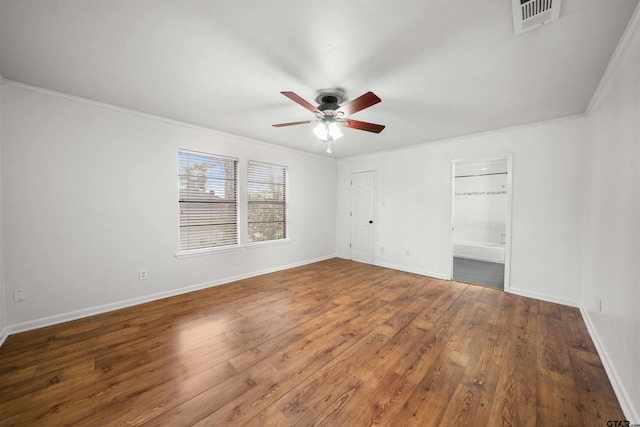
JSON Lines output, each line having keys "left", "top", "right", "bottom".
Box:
{"left": 139, "top": 269, "right": 148, "bottom": 280}
{"left": 235, "top": 256, "right": 240, "bottom": 266}
{"left": 13, "top": 289, "right": 26, "bottom": 302}
{"left": 380, "top": 246, "right": 384, "bottom": 253}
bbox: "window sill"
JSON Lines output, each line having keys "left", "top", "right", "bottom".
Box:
{"left": 175, "top": 244, "right": 242, "bottom": 259}
{"left": 245, "top": 238, "right": 291, "bottom": 249}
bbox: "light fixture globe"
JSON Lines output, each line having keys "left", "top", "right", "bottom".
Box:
{"left": 313, "top": 122, "right": 328, "bottom": 140}
{"left": 313, "top": 120, "right": 343, "bottom": 142}
{"left": 328, "top": 122, "right": 342, "bottom": 139}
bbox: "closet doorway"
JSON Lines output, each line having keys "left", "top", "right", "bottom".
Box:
{"left": 451, "top": 156, "right": 512, "bottom": 291}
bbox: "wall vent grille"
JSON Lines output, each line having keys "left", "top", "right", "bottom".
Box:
{"left": 512, "top": 0, "right": 561, "bottom": 35}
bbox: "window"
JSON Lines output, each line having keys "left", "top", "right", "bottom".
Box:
{"left": 247, "top": 161, "right": 287, "bottom": 243}
{"left": 178, "top": 150, "right": 238, "bottom": 252}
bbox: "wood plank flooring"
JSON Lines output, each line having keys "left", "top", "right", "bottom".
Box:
{"left": 0, "top": 258, "right": 624, "bottom": 426}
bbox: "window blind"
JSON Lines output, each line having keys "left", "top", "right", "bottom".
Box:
{"left": 178, "top": 150, "right": 238, "bottom": 251}
{"left": 247, "top": 161, "right": 287, "bottom": 243}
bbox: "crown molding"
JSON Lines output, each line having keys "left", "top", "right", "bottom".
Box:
{"left": 339, "top": 112, "right": 586, "bottom": 161}
{"left": 586, "top": 1, "right": 640, "bottom": 115}
{"left": 1, "top": 79, "right": 335, "bottom": 162}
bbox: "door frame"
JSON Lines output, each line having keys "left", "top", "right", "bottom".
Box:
{"left": 450, "top": 154, "right": 513, "bottom": 292}
{"left": 350, "top": 170, "right": 376, "bottom": 264}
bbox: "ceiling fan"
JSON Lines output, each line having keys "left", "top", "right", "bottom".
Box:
{"left": 272, "top": 89, "right": 385, "bottom": 153}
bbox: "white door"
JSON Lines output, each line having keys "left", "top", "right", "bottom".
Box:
{"left": 350, "top": 171, "right": 375, "bottom": 264}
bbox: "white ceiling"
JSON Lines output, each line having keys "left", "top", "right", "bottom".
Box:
{"left": 1, "top": 0, "right": 638, "bottom": 158}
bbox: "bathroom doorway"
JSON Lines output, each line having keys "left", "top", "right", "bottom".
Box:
{"left": 451, "top": 156, "right": 512, "bottom": 290}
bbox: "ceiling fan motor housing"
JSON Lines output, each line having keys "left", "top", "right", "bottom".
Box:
{"left": 315, "top": 89, "right": 347, "bottom": 115}
{"left": 318, "top": 95, "right": 340, "bottom": 112}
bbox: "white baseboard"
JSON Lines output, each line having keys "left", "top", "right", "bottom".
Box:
{"left": 2, "top": 254, "right": 337, "bottom": 340}
{"left": 580, "top": 306, "right": 639, "bottom": 423}
{"left": 507, "top": 286, "right": 580, "bottom": 308}
{"left": 0, "top": 327, "right": 8, "bottom": 348}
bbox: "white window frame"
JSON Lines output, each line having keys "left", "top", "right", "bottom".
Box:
{"left": 177, "top": 149, "right": 239, "bottom": 255}
{"left": 247, "top": 160, "right": 288, "bottom": 245}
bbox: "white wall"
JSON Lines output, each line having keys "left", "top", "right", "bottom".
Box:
{"left": 1, "top": 83, "right": 337, "bottom": 329}
{"left": 581, "top": 8, "right": 640, "bottom": 421}
{"left": 0, "top": 80, "right": 6, "bottom": 343}
{"left": 336, "top": 116, "right": 587, "bottom": 305}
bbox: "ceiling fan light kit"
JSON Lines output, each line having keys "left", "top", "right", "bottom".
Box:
{"left": 273, "top": 89, "right": 385, "bottom": 154}
{"left": 313, "top": 122, "right": 343, "bottom": 141}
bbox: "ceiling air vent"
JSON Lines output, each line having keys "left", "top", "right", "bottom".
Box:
{"left": 512, "top": 0, "right": 561, "bottom": 35}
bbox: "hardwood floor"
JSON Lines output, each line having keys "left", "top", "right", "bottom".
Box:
{"left": 0, "top": 258, "right": 624, "bottom": 426}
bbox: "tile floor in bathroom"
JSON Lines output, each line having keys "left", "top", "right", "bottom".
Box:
{"left": 452, "top": 257, "right": 505, "bottom": 289}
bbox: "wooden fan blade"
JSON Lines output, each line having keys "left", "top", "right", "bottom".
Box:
{"left": 336, "top": 91, "right": 381, "bottom": 116}
{"left": 272, "top": 120, "right": 313, "bottom": 127}
{"left": 281, "top": 91, "right": 321, "bottom": 114}
{"left": 342, "top": 119, "right": 385, "bottom": 133}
